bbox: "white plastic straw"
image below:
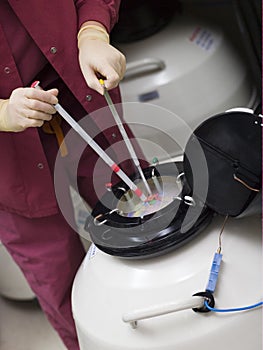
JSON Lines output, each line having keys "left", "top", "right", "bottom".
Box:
{"left": 100, "top": 79, "right": 152, "bottom": 196}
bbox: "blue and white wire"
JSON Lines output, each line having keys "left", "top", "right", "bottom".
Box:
{"left": 204, "top": 300, "right": 263, "bottom": 313}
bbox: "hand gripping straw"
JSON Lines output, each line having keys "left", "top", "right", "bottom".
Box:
{"left": 31, "top": 81, "right": 147, "bottom": 202}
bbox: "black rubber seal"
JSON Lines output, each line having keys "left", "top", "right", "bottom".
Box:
{"left": 192, "top": 291, "right": 215, "bottom": 313}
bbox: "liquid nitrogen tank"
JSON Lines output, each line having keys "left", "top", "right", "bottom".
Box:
{"left": 72, "top": 214, "right": 262, "bottom": 350}
{"left": 72, "top": 2, "right": 262, "bottom": 349}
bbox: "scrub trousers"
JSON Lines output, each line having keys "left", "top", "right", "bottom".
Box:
{"left": 0, "top": 209, "right": 85, "bottom": 350}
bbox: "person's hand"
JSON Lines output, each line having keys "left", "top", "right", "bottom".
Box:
{"left": 0, "top": 87, "right": 58, "bottom": 132}
{"left": 77, "top": 23, "right": 126, "bottom": 95}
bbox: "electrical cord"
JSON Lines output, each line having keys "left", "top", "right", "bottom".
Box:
{"left": 204, "top": 300, "right": 263, "bottom": 313}
{"left": 194, "top": 216, "right": 262, "bottom": 315}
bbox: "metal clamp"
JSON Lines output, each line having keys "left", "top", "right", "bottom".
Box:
{"left": 174, "top": 195, "right": 196, "bottom": 207}
{"left": 176, "top": 172, "right": 185, "bottom": 183}
{"left": 93, "top": 208, "right": 119, "bottom": 226}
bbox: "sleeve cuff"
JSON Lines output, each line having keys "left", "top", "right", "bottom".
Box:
{"left": 76, "top": 0, "right": 120, "bottom": 33}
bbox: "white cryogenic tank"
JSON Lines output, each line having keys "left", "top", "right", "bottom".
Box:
{"left": 117, "top": 10, "right": 258, "bottom": 161}
{"left": 72, "top": 215, "right": 262, "bottom": 350}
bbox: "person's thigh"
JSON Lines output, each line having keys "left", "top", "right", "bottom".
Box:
{"left": 0, "top": 209, "right": 85, "bottom": 340}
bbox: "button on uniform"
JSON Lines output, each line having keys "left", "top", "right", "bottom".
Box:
{"left": 86, "top": 95, "right": 92, "bottom": 102}
{"left": 4, "top": 67, "right": 11, "bottom": 74}
{"left": 50, "top": 47, "right": 57, "bottom": 54}
{"left": 37, "top": 163, "right": 44, "bottom": 169}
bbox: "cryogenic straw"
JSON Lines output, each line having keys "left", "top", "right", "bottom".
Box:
{"left": 31, "top": 81, "right": 147, "bottom": 202}
{"left": 152, "top": 175, "right": 162, "bottom": 194}
{"left": 99, "top": 79, "right": 152, "bottom": 196}
{"left": 101, "top": 79, "right": 152, "bottom": 196}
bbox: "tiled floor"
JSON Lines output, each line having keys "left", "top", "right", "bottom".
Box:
{"left": 0, "top": 295, "right": 67, "bottom": 350}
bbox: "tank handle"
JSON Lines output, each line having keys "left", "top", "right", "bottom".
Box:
{"left": 122, "top": 295, "right": 204, "bottom": 329}
{"left": 124, "top": 58, "right": 166, "bottom": 80}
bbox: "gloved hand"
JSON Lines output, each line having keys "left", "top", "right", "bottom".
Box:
{"left": 0, "top": 87, "right": 58, "bottom": 132}
{"left": 77, "top": 22, "right": 126, "bottom": 95}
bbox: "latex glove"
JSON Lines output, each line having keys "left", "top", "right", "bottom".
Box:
{"left": 0, "top": 87, "right": 58, "bottom": 132}
{"left": 78, "top": 23, "right": 126, "bottom": 95}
